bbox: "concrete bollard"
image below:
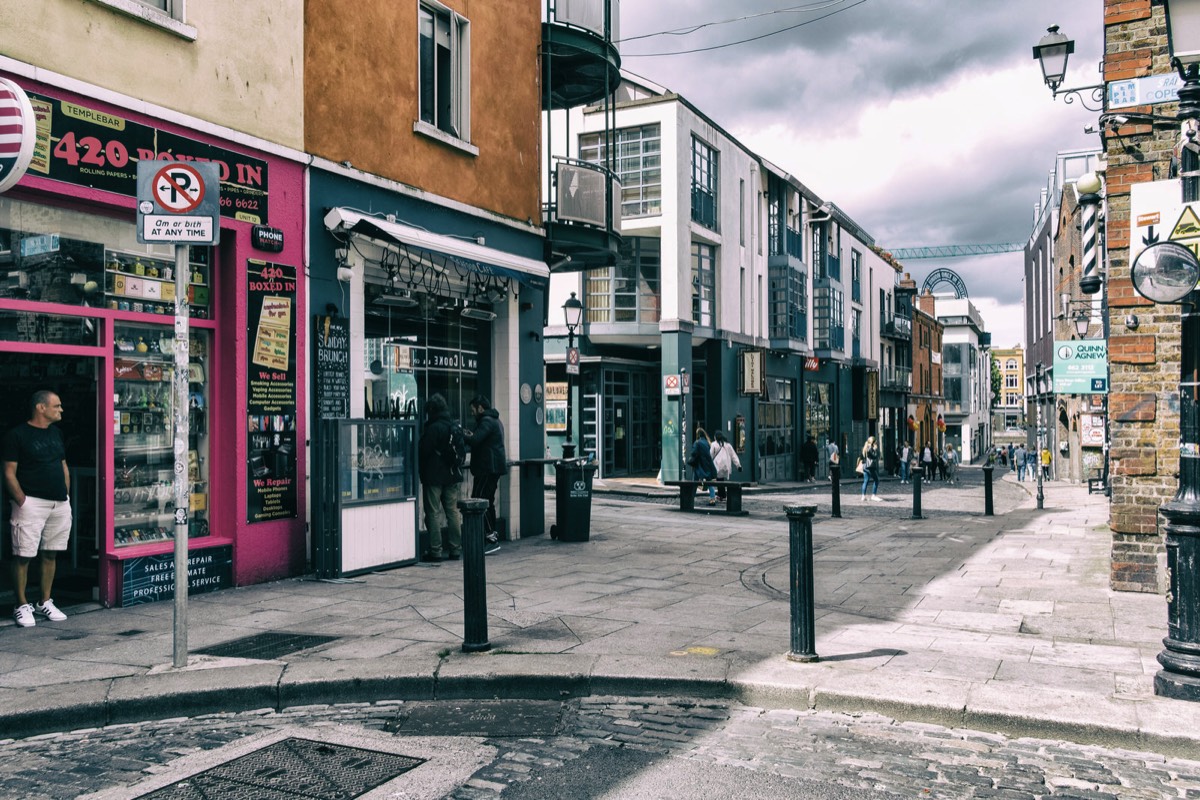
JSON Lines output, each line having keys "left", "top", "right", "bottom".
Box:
{"left": 829, "top": 463, "right": 842, "bottom": 518}
{"left": 458, "top": 498, "right": 491, "bottom": 653}
{"left": 911, "top": 466, "right": 924, "bottom": 520}
{"left": 983, "top": 465, "right": 994, "bottom": 516}
{"left": 785, "top": 505, "right": 819, "bottom": 663}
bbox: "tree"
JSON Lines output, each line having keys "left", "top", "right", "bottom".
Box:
{"left": 990, "top": 357, "right": 1002, "bottom": 410}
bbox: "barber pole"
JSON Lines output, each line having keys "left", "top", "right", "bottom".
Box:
{"left": 0, "top": 78, "right": 36, "bottom": 194}
{"left": 1077, "top": 171, "right": 1104, "bottom": 294}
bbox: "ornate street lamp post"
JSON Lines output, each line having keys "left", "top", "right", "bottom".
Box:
{"left": 562, "top": 291, "right": 583, "bottom": 460}
{"left": 1036, "top": 362, "right": 1045, "bottom": 510}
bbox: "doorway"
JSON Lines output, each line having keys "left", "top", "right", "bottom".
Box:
{"left": 0, "top": 354, "right": 101, "bottom": 605}
{"left": 612, "top": 399, "right": 629, "bottom": 474}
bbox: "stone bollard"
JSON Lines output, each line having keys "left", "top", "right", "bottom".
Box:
{"left": 983, "top": 465, "right": 994, "bottom": 516}
{"left": 785, "top": 505, "right": 819, "bottom": 663}
{"left": 459, "top": 498, "right": 491, "bottom": 653}
{"left": 911, "top": 466, "right": 924, "bottom": 520}
{"left": 829, "top": 462, "right": 842, "bottom": 518}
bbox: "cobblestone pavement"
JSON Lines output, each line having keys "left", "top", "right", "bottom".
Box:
{"left": 3, "top": 697, "right": 1198, "bottom": 799}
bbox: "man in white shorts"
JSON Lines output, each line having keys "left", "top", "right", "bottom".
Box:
{"left": 3, "top": 390, "right": 71, "bottom": 627}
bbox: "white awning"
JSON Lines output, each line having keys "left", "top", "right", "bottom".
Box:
{"left": 324, "top": 207, "right": 548, "bottom": 287}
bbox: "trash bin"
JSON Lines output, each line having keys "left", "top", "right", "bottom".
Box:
{"left": 550, "top": 458, "right": 598, "bottom": 542}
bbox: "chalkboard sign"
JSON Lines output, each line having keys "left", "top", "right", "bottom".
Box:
{"left": 315, "top": 314, "right": 350, "bottom": 419}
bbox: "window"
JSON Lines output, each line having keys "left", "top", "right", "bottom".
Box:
{"left": 739, "top": 180, "right": 746, "bottom": 246}
{"left": 768, "top": 266, "right": 806, "bottom": 341}
{"left": 691, "top": 242, "right": 716, "bottom": 327}
{"left": 89, "top": 0, "right": 195, "bottom": 37}
{"left": 581, "top": 125, "right": 661, "bottom": 217}
{"left": 1005, "top": 375, "right": 1019, "bottom": 389}
{"left": 690, "top": 136, "right": 718, "bottom": 230}
{"left": 585, "top": 237, "right": 661, "bottom": 324}
{"left": 1006, "top": 358, "right": 1017, "bottom": 370}
{"left": 851, "top": 250, "right": 862, "bottom": 303}
{"left": 419, "top": 3, "right": 470, "bottom": 142}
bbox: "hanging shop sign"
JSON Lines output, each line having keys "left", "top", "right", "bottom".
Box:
{"left": 740, "top": 350, "right": 764, "bottom": 395}
{"left": 251, "top": 224, "right": 285, "bottom": 252}
{"left": 122, "top": 546, "right": 233, "bottom": 606}
{"left": 247, "top": 260, "right": 298, "bottom": 522}
{"left": 25, "top": 89, "right": 270, "bottom": 222}
{"left": 867, "top": 371, "right": 878, "bottom": 421}
{"left": 314, "top": 314, "right": 350, "bottom": 420}
{"left": 0, "top": 78, "right": 36, "bottom": 194}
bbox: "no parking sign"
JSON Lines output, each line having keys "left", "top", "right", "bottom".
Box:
{"left": 136, "top": 160, "right": 221, "bottom": 244}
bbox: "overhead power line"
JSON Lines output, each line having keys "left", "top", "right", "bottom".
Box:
{"left": 622, "top": 0, "right": 867, "bottom": 58}
{"left": 619, "top": 0, "right": 852, "bottom": 43}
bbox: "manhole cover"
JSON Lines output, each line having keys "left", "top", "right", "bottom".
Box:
{"left": 192, "top": 632, "right": 337, "bottom": 660}
{"left": 137, "top": 737, "right": 424, "bottom": 799}
{"left": 389, "top": 700, "right": 564, "bottom": 737}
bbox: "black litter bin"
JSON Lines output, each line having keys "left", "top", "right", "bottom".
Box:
{"left": 550, "top": 459, "right": 598, "bottom": 542}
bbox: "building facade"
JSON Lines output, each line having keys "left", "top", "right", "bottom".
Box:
{"left": 911, "top": 291, "right": 946, "bottom": 454}
{"left": 991, "top": 345, "right": 1027, "bottom": 441}
{"left": 936, "top": 298, "right": 992, "bottom": 463}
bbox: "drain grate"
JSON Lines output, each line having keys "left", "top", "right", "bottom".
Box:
{"left": 192, "top": 632, "right": 338, "bottom": 660}
{"left": 138, "top": 737, "right": 424, "bottom": 799}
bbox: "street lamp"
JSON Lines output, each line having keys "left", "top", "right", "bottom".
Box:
{"left": 561, "top": 291, "right": 583, "bottom": 460}
{"left": 1130, "top": 0, "right": 1200, "bottom": 702}
{"left": 1032, "top": 25, "right": 1104, "bottom": 111}
{"left": 1073, "top": 309, "right": 1092, "bottom": 338}
{"left": 1036, "top": 362, "right": 1045, "bottom": 510}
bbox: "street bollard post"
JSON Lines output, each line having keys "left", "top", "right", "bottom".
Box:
{"left": 830, "top": 462, "right": 842, "bottom": 518}
{"left": 983, "top": 465, "right": 994, "bottom": 516}
{"left": 459, "top": 498, "right": 491, "bottom": 653}
{"left": 785, "top": 505, "right": 819, "bottom": 663}
{"left": 911, "top": 466, "right": 924, "bottom": 520}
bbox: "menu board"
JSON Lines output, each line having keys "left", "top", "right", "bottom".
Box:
{"left": 246, "top": 260, "right": 298, "bottom": 522}
{"left": 314, "top": 315, "right": 350, "bottom": 420}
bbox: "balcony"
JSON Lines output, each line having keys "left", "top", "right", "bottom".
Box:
{"left": 881, "top": 312, "right": 912, "bottom": 340}
{"left": 542, "top": 0, "right": 622, "bottom": 110}
{"left": 881, "top": 366, "right": 912, "bottom": 391}
{"left": 543, "top": 158, "right": 622, "bottom": 271}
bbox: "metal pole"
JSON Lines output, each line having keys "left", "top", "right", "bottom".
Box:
{"left": 171, "top": 245, "right": 191, "bottom": 668}
{"left": 459, "top": 497, "right": 491, "bottom": 652}
{"left": 1036, "top": 364, "right": 1045, "bottom": 510}
{"left": 983, "top": 464, "right": 994, "bottom": 516}
{"left": 562, "top": 326, "right": 576, "bottom": 460}
{"left": 829, "top": 462, "right": 841, "bottom": 518}
{"left": 785, "top": 505, "right": 818, "bottom": 663}
{"left": 911, "top": 466, "right": 923, "bottom": 519}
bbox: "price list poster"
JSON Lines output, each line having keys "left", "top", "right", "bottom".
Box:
{"left": 246, "top": 260, "right": 298, "bottom": 522}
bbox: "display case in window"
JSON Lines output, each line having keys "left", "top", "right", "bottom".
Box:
{"left": 112, "top": 323, "right": 209, "bottom": 547}
{"left": 105, "top": 246, "right": 211, "bottom": 319}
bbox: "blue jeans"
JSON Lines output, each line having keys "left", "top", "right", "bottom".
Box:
{"left": 900, "top": 461, "right": 910, "bottom": 482}
{"left": 861, "top": 467, "right": 879, "bottom": 496}
{"left": 1017, "top": 463, "right": 1026, "bottom": 481}
{"left": 693, "top": 467, "right": 716, "bottom": 499}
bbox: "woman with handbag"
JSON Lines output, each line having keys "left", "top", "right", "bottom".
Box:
{"left": 688, "top": 428, "right": 718, "bottom": 505}
{"left": 860, "top": 435, "right": 881, "bottom": 501}
{"left": 710, "top": 429, "right": 741, "bottom": 501}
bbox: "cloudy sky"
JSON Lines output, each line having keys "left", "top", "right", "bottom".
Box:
{"left": 618, "top": 0, "right": 1104, "bottom": 349}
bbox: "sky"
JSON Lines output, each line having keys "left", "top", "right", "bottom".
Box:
{"left": 618, "top": 0, "right": 1104, "bottom": 350}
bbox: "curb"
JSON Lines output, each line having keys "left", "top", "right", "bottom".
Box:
{"left": 3, "top": 656, "right": 1198, "bottom": 758}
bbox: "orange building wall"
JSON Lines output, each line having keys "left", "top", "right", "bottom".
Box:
{"left": 304, "top": 0, "right": 541, "bottom": 224}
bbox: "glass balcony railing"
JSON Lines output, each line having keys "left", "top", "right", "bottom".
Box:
{"left": 550, "top": 158, "right": 621, "bottom": 231}
{"left": 552, "top": 0, "right": 620, "bottom": 41}
{"left": 881, "top": 366, "right": 912, "bottom": 391}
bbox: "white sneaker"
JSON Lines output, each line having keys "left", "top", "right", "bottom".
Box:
{"left": 34, "top": 599, "right": 67, "bottom": 622}
{"left": 13, "top": 603, "right": 35, "bottom": 627}
{"left": 870, "top": 495, "right": 882, "bottom": 502}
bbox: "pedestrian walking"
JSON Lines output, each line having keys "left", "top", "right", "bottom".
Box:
{"left": 688, "top": 427, "right": 718, "bottom": 505}
{"left": 463, "top": 395, "right": 505, "bottom": 554}
{"left": 800, "top": 435, "right": 819, "bottom": 481}
{"left": 1015, "top": 444, "right": 1027, "bottom": 481}
{"left": 3, "top": 390, "right": 72, "bottom": 627}
{"left": 1041, "top": 446, "right": 1052, "bottom": 481}
{"left": 710, "top": 429, "right": 741, "bottom": 500}
{"left": 417, "top": 393, "right": 464, "bottom": 562}
{"left": 921, "top": 442, "right": 934, "bottom": 479}
{"left": 859, "top": 436, "right": 881, "bottom": 501}
{"left": 899, "top": 443, "right": 912, "bottom": 484}
{"left": 944, "top": 443, "right": 959, "bottom": 485}
{"left": 825, "top": 439, "right": 840, "bottom": 472}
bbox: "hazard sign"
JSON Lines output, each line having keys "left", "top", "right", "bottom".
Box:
{"left": 1171, "top": 204, "right": 1200, "bottom": 260}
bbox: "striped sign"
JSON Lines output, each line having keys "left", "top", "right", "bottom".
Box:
{"left": 0, "top": 78, "right": 35, "bottom": 194}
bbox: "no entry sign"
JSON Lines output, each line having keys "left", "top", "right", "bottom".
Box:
{"left": 136, "top": 160, "right": 220, "bottom": 244}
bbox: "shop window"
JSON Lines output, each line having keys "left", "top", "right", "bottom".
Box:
{"left": 418, "top": 2, "right": 471, "bottom": 144}
{"left": 113, "top": 324, "right": 210, "bottom": 547}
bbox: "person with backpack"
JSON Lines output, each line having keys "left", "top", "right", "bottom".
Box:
{"left": 463, "top": 394, "right": 505, "bottom": 554}
{"left": 418, "top": 393, "right": 464, "bottom": 562}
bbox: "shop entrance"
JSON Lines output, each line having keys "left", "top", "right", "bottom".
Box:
{"left": 0, "top": 354, "right": 101, "bottom": 605}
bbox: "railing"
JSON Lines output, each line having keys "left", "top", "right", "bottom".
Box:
{"left": 691, "top": 187, "right": 717, "bottom": 230}
{"left": 551, "top": 0, "right": 620, "bottom": 41}
{"left": 880, "top": 366, "right": 912, "bottom": 391}
{"left": 785, "top": 228, "right": 804, "bottom": 258}
{"left": 825, "top": 253, "right": 841, "bottom": 282}
{"left": 880, "top": 313, "right": 912, "bottom": 339}
{"left": 851, "top": 281, "right": 861, "bottom": 304}
{"left": 549, "top": 158, "right": 621, "bottom": 231}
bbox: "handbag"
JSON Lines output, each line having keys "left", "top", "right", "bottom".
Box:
{"left": 855, "top": 457, "right": 864, "bottom": 475}
{"left": 687, "top": 451, "right": 699, "bottom": 468}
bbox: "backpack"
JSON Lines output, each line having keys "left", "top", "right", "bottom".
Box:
{"left": 433, "top": 420, "right": 466, "bottom": 481}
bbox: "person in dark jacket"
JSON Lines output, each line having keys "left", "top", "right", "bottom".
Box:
{"left": 800, "top": 435, "right": 819, "bottom": 481}
{"left": 463, "top": 394, "right": 506, "bottom": 550}
{"left": 690, "top": 427, "right": 718, "bottom": 505}
{"left": 418, "top": 393, "right": 463, "bottom": 562}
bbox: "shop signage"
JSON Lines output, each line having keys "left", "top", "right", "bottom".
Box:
{"left": 247, "top": 260, "right": 298, "bottom": 522}
{"left": 867, "top": 371, "right": 878, "bottom": 421}
{"left": 252, "top": 224, "right": 285, "bottom": 252}
{"left": 545, "top": 381, "right": 567, "bottom": 433}
{"left": 803, "top": 357, "right": 820, "bottom": 371}
{"left": 1053, "top": 340, "right": 1109, "bottom": 394}
{"left": 122, "top": 546, "right": 232, "bottom": 606}
{"left": 1081, "top": 413, "right": 1106, "bottom": 447}
{"left": 25, "top": 89, "right": 270, "bottom": 223}
{"left": 740, "top": 350, "right": 763, "bottom": 395}
{"left": 136, "top": 160, "right": 220, "bottom": 244}
{"left": 0, "top": 78, "right": 36, "bottom": 194}
{"left": 314, "top": 314, "right": 350, "bottom": 420}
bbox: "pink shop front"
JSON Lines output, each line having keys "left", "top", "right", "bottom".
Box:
{"left": 0, "top": 75, "right": 306, "bottom": 607}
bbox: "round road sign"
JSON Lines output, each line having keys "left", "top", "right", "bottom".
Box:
{"left": 152, "top": 163, "right": 206, "bottom": 213}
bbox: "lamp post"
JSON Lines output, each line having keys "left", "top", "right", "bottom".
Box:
{"left": 562, "top": 291, "right": 583, "bottom": 460}
{"left": 1032, "top": 25, "right": 1105, "bottom": 111}
{"left": 1036, "top": 362, "right": 1045, "bottom": 510}
{"left": 1125, "top": 0, "right": 1200, "bottom": 702}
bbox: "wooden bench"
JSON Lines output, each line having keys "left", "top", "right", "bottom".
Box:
{"left": 662, "top": 480, "right": 751, "bottom": 515}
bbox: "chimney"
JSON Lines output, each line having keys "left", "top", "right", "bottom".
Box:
{"left": 917, "top": 288, "right": 936, "bottom": 317}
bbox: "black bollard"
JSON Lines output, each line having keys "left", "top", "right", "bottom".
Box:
{"left": 830, "top": 463, "right": 842, "bottom": 518}
{"left": 459, "top": 498, "right": 491, "bottom": 653}
{"left": 785, "top": 505, "right": 819, "bottom": 663}
{"left": 911, "top": 466, "right": 924, "bottom": 520}
{"left": 983, "top": 465, "right": 994, "bottom": 516}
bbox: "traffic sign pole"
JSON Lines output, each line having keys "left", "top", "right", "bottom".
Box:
{"left": 172, "top": 246, "right": 190, "bottom": 668}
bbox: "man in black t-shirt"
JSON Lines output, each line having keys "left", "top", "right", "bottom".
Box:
{"left": 3, "top": 390, "right": 72, "bottom": 628}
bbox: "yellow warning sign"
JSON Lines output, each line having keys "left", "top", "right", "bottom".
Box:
{"left": 1169, "top": 205, "right": 1200, "bottom": 260}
